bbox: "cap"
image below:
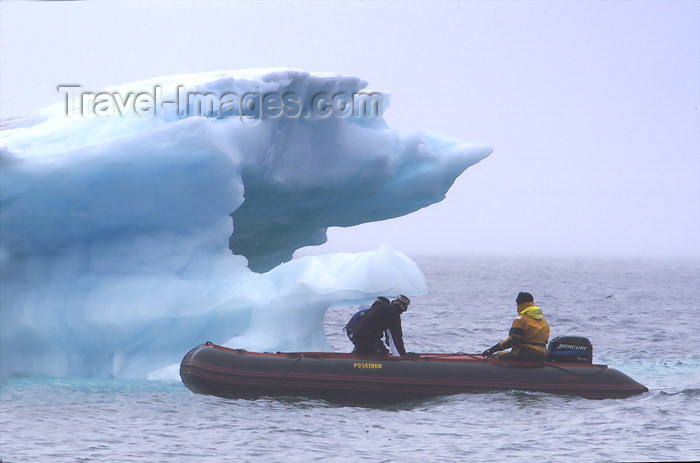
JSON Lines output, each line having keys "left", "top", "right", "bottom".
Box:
{"left": 392, "top": 294, "right": 411, "bottom": 311}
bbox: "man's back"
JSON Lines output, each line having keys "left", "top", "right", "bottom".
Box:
{"left": 353, "top": 297, "right": 406, "bottom": 355}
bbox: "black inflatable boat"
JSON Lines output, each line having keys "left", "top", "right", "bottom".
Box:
{"left": 180, "top": 342, "right": 648, "bottom": 403}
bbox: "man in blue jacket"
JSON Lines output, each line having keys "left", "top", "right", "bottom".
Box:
{"left": 350, "top": 295, "right": 410, "bottom": 356}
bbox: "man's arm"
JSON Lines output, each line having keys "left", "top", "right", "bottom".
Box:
{"left": 388, "top": 318, "right": 406, "bottom": 356}
{"left": 483, "top": 319, "right": 523, "bottom": 356}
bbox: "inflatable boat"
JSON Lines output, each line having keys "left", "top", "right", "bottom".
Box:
{"left": 180, "top": 342, "right": 648, "bottom": 403}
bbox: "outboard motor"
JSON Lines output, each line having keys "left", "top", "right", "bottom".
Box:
{"left": 547, "top": 336, "right": 593, "bottom": 363}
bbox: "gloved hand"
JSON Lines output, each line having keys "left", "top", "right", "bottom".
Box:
{"left": 483, "top": 345, "right": 500, "bottom": 358}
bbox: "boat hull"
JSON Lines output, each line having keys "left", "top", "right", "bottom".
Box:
{"left": 180, "top": 342, "right": 648, "bottom": 403}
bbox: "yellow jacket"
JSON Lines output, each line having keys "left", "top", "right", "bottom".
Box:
{"left": 496, "top": 302, "right": 550, "bottom": 358}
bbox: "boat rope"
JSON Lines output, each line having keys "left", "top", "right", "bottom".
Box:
{"left": 548, "top": 364, "right": 607, "bottom": 377}
{"left": 487, "top": 361, "right": 607, "bottom": 377}
{"left": 413, "top": 352, "right": 608, "bottom": 375}
{"left": 420, "top": 352, "right": 484, "bottom": 360}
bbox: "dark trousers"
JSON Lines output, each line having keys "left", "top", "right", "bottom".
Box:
{"left": 353, "top": 338, "right": 389, "bottom": 356}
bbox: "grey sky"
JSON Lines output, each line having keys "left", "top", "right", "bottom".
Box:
{"left": 1, "top": 1, "right": 698, "bottom": 259}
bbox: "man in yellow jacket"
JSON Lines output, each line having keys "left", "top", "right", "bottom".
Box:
{"left": 482, "top": 292, "right": 550, "bottom": 362}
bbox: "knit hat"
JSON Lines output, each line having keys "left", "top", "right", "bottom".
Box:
{"left": 516, "top": 292, "right": 534, "bottom": 304}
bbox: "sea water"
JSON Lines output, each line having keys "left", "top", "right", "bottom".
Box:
{"left": 2, "top": 257, "right": 699, "bottom": 462}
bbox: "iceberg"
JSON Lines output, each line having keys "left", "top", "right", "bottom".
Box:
{"left": 0, "top": 69, "right": 492, "bottom": 379}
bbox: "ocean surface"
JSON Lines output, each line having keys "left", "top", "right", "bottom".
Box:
{"left": 2, "top": 257, "right": 699, "bottom": 462}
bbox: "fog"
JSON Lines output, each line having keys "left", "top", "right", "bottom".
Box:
{"left": 1, "top": 1, "right": 698, "bottom": 259}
